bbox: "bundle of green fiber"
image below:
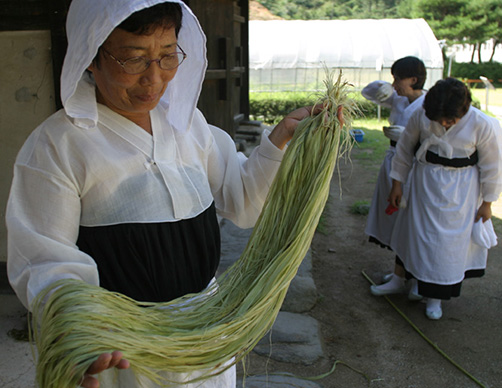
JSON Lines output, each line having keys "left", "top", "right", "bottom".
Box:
{"left": 30, "top": 70, "right": 357, "bottom": 387}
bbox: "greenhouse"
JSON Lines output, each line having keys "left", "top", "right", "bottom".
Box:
{"left": 249, "top": 18, "right": 444, "bottom": 92}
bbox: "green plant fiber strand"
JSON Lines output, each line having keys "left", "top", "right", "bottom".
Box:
{"left": 361, "top": 270, "right": 488, "bottom": 388}
{"left": 30, "top": 70, "right": 357, "bottom": 388}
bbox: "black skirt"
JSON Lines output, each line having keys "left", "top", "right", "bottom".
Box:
{"left": 77, "top": 203, "right": 220, "bottom": 303}
{"left": 395, "top": 256, "right": 484, "bottom": 300}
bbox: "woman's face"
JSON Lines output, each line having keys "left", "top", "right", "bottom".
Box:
{"left": 392, "top": 76, "right": 417, "bottom": 98}
{"left": 437, "top": 117, "right": 461, "bottom": 130}
{"left": 88, "top": 26, "right": 179, "bottom": 124}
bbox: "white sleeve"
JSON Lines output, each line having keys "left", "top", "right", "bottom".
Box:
{"left": 477, "top": 117, "right": 502, "bottom": 202}
{"left": 390, "top": 110, "right": 422, "bottom": 183}
{"left": 361, "top": 81, "right": 394, "bottom": 108}
{"left": 6, "top": 134, "right": 99, "bottom": 311}
{"left": 207, "top": 125, "right": 285, "bottom": 229}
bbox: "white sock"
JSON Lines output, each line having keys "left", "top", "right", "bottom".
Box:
{"left": 374, "top": 274, "right": 405, "bottom": 291}
{"left": 426, "top": 298, "right": 442, "bottom": 312}
{"left": 410, "top": 279, "right": 419, "bottom": 295}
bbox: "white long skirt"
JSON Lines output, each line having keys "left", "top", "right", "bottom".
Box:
{"left": 390, "top": 161, "right": 489, "bottom": 285}
{"left": 365, "top": 146, "right": 398, "bottom": 247}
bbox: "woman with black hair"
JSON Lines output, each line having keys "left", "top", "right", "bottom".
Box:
{"left": 362, "top": 56, "right": 427, "bottom": 298}
{"left": 5, "top": 0, "right": 328, "bottom": 386}
{"left": 388, "top": 78, "right": 502, "bottom": 320}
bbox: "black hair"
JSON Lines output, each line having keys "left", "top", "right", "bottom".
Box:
{"left": 92, "top": 3, "right": 183, "bottom": 68}
{"left": 391, "top": 56, "right": 427, "bottom": 90}
{"left": 118, "top": 2, "right": 183, "bottom": 36}
{"left": 423, "top": 77, "right": 472, "bottom": 121}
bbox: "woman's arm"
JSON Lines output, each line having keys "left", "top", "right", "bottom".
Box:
{"left": 388, "top": 179, "right": 403, "bottom": 209}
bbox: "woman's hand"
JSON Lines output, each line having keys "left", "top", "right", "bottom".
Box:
{"left": 475, "top": 201, "right": 492, "bottom": 223}
{"left": 80, "top": 351, "right": 130, "bottom": 388}
{"left": 268, "top": 104, "right": 344, "bottom": 150}
{"left": 388, "top": 179, "right": 403, "bottom": 209}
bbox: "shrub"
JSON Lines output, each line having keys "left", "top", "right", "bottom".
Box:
{"left": 249, "top": 91, "right": 390, "bottom": 124}
{"left": 449, "top": 61, "right": 502, "bottom": 88}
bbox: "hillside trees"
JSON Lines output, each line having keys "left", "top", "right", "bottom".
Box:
{"left": 412, "top": 0, "right": 500, "bottom": 63}
{"left": 257, "top": 0, "right": 408, "bottom": 20}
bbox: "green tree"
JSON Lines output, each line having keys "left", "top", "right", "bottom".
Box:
{"left": 412, "top": 0, "right": 499, "bottom": 63}
{"left": 257, "top": 0, "right": 403, "bottom": 20}
{"left": 462, "top": 0, "right": 498, "bottom": 63}
{"left": 486, "top": 0, "right": 502, "bottom": 62}
{"left": 411, "top": 0, "right": 469, "bottom": 44}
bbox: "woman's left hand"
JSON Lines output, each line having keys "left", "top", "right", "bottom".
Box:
{"left": 268, "top": 104, "right": 344, "bottom": 150}
{"left": 80, "top": 351, "right": 130, "bottom": 388}
{"left": 475, "top": 201, "right": 492, "bottom": 223}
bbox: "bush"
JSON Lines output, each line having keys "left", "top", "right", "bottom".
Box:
{"left": 249, "top": 92, "right": 314, "bottom": 124}
{"left": 449, "top": 61, "right": 502, "bottom": 88}
{"left": 249, "top": 91, "right": 390, "bottom": 124}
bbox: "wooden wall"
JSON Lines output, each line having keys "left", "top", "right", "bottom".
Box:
{"left": 187, "top": 0, "right": 250, "bottom": 137}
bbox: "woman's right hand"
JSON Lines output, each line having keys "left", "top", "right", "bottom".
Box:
{"left": 80, "top": 351, "right": 130, "bottom": 388}
{"left": 388, "top": 179, "right": 403, "bottom": 209}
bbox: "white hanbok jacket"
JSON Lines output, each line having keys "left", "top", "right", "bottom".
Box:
{"left": 389, "top": 106, "right": 502, "bottom": 285}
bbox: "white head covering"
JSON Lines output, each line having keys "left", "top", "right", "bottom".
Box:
{"left": 61, "top": 0, "right": 207, "bottom": 132}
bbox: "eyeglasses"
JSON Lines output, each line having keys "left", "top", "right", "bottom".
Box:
{"left": 101, "top": 45, "right": 187, "bottom": 74}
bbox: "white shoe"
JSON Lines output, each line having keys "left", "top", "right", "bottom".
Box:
{"left": 425, "top": 298, "right": 443, "bottom": 320}
{"left": 370, "top": 283, "right": 406, "bottom": 296}
{"left": 426, "top": 308, "right": 443, "bottom": 320}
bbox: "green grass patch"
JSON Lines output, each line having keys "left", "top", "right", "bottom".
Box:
{"left": 349, "top": 118, "right": 389, "bottom": 168}
{"left": 350, "top": 200, "right": 371, "bottom": 215}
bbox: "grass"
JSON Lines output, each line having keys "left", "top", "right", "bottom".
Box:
{"left": 350, "top": 200, "right": 371, "bottom": 215}
{"left": 349, "top": 118, "right": 389, "bottom": 170}
{"left": 470, "top": 87, "right": 502, "bottom": 107}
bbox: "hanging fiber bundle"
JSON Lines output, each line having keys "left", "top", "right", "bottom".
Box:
{"left": 30, "top": 70, "right": 357, "bottom": 387}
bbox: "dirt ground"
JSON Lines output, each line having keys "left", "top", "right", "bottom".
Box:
{"left": 242, "top": 144, "right": 502, "bottom": 388}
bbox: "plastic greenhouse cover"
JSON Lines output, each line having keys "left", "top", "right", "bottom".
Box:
{"left": 249, "top": 19, "right": 444, "bottom": 71}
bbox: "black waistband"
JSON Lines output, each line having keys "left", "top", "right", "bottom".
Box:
{"left": 415, "top": 142, "right": 478, "bottom": 167}
{"left": 425, "top": 149, "right": 478, "bottom": 167}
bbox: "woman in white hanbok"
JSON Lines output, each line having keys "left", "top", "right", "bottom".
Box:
{"left": 362, "top": 57, "right": 426, "bottom": 298}
{"left": 388, "top": 78, "right": 502, "bottom": 320}
{"left": 5, "top": 0, "right": 325, "bottom": 386}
